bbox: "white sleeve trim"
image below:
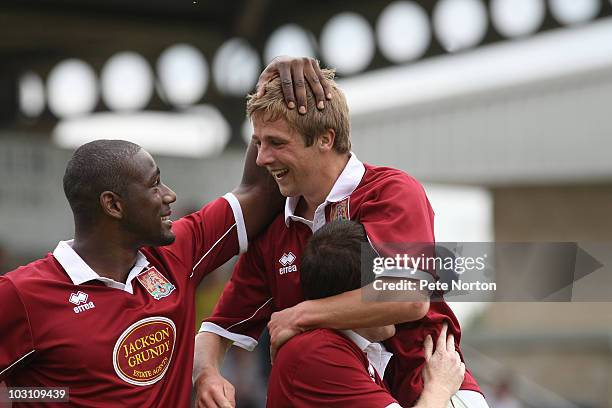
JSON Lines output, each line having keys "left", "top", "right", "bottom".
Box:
{"left": 0, "top": 349, "right": 35, "bottom": 377}
{"left": 198, "top": 322, "right": 258, "bottom": 351}
{"left": 385, "top": 403, "right": 402, "bottom": 408}
{"left": 222, "top": 193, "right": 248, "bottom": 253}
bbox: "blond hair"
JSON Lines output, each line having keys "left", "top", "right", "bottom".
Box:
{"left": 246, "top": 69, "right": 351, "bottom": 153}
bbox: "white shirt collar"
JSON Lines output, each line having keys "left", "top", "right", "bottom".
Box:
{"left": 53, "top": 240, "right": 150, "bottom": 293}
{"left": 284, "top": 152, "right": 366, "bottom": 231}
{"left": 342, "top": 330, "right": 393, "bottom": 380}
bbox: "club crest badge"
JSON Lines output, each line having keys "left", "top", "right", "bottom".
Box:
{"left": 137, "top": 266, "right": 176, "bottom": 300}
{"left": 330, "top": 197, "right": 350, "bottom": 221}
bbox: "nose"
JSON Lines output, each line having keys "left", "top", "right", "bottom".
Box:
{"left": 255, "top": 143, "right": 273, "bottom": 167}
{"left": 162, "top": 183, "right": 177, "bottom": 204}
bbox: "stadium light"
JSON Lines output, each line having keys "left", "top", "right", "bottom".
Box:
{"left": 491, "top": 0, "right": 546, "bottom": 38}
{"left": 321, "top": 12, "right": 375, "bottom": 75}
{"left": 433, "top": 0, "right": 488, "bottom": 52}
{"left": 376, "top": 1, "right": 431, "bottom": 63}
{"left": 549, "top": 0, "right": 602, "bottom": 26}
{"left": 157, "top": 44, "right": 208, "bottom": 108}
{"left": 101, "top": 51, "right": 154, "bottom": 111}
{"left": 264, "top": 24, "right": 317, "bottom": 64}
{"left": 47, "top": 59, "right": 98, "bottom": 118}
{"left": 52, "top": 106, "right": 230, "bottom": 158}
{"left": 213, "top": 38, "right": 260, "bottom": 97}
{"left": 18, "top": 71, "right": 45, "bottom": 118}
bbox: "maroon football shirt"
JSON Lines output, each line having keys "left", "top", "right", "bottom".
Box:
{"left": 1, "top": 195, "right": 246, "bottom": 407}
{"left": 267, "top": 329, "right": 398, "bottom": 408}
{"left": 201, "top": 155, "right": 482, "bottom": 406}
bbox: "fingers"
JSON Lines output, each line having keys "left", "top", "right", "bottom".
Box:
{"left": 291, "top": 61, "right": 307, "bottom": 114}
{"left": 303, "top": 59, "right": 326, "bottom": 110}
{"left": 224, "top": 382, "right": 236, "bottom": 408}
{"left": 312, "top": 59, "right": 333, "bottom": 100}
{"left": 211, "top": 388, "right": 233, "bottom": 408}
{"left": 255, "top": 56, "right": 332, "bottom": 113}
{"left": 278, "top": 61, "right": 296, "bottom": 109}
{"left": 423, "top": 334, "right": 433, "bottom": 362}
{"left": 256, "top": 60, "right": 280, "bottom": 98}
{"left": 270, "top": 345, "right": 277, "bottom": 365}
{"left": 436, "top": 322, "right": 448, "bottom": 351}
{"left": 199, "top": 391, "right": 231, "bottom": 408}
{"left": 447, "top": 333, "right": 455, "bottom": 353}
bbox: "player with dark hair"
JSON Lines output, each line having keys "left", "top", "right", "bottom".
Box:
{"left": 194, "top": 59, "right": 488, "bottom": 408}
{"left": 0, "top": 137, "right": 284, "bottom": 407}
{"left": 268, "top": 220, "right": 466, "bottom": 407}
{"left": 0, "top": 55, "right": 337, "bottom": 407}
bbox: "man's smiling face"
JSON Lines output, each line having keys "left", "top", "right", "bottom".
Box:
{"left": 252, "top": 117, "right": 323, "bottom": 199}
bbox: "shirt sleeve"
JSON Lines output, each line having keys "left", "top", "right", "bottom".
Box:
{"left": 163, "top": 194, "right": 248, "bottom": 283}
{"left": 199, "top": 241, "right": 273, "bottom": 351}
{"left": 0, "top": 277, "right": 35, "bottom": 381}
{"left": 359, "top": 174, "right": 437, "bottom": 283}
{"left": 270, "top": 334, "right": 399, "bottom": 408}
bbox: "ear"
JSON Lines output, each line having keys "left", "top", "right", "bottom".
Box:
{"left": 100, "top": 191, "right": 124, "bottom": 220}
{"left": 317, "top": 129, "right": 335, "bottom": 152}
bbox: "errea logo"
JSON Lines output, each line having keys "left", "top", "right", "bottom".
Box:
{"left": 278, "top": 252, "right": 297, "bottom": 275}
{"left": 69, "top": 291, "right": 96, "bottom": 314}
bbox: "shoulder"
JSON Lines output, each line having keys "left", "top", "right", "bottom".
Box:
{"left": 360, "top": 163, "right": 426, "bottom": 193}
{"left": 354, "top": 164, "right": 432, "bottom": 213}
{"left": 3, "top": 254, "right": 62, "bottom": 287}
{"left": 276, "top": 329, "right": 364, "bottom": 370}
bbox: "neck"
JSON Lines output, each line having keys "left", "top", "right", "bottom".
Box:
{"left": 297, "top": 153, "right": 350, "bottom": 220}
{"left": 354, "top": 328, "right": 379, "bottom": 343}
{"left": 73, "top": 227, "right": 140, "bottom": 284}
{"left": 354, "top": 326, "right": 395, "bottom": 343}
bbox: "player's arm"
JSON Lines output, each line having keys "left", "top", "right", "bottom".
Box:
{"left": 268, "top": 286, "right": 429, "bottom": 358}
{"left": 232, "top": 140, "right": 284, "bottom": 241}
{"left": 269, "top": 174, "right": 435, "bottom": 353}
{"left": 194, "top": 247, "right": 273, "bottom": 408}
{"left": 193, "top": 333, "right": 234, "bottom": 408}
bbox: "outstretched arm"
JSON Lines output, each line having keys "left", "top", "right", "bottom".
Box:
{"left": 232, "top": 141, "right": 284, "bottom": 240}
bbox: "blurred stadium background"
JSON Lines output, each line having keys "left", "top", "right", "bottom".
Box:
{"left": 1, "top": 0, "right": 612, "bottom": 407}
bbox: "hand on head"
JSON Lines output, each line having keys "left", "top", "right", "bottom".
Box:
{"left": 256, "top": 56, "right": 333, "bottom": 114}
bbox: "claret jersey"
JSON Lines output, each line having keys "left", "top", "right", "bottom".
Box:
{"left": 0, "top": 194, "right": 247, "bottom": 407}
{"left": 201, "top": 155, "right": 482, "bottom": 406}
{"left": 267, "top": 329, "right": 398, "bottom": 408}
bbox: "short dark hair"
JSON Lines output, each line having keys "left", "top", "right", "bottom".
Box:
{"left": 300, "top": 220, "right": 377, "bottom": 300}
{"left": 63, "top": 140, "right": 142, "bottom": 226}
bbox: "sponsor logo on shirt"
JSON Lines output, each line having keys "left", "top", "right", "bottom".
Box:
{"left": 278, "top": 252, "right": 297, "bottom": 275}
{"left": 112, "top": 316, "right": 176, "bottom": 386}
{"left": 69, "top": 291, "right": 96, "bottom": 314}
{"left": 329, "top": 197, "right": 350, "bottom": 221}
{"left": 137, "top": 266, "right": 176, "bottom": 300}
